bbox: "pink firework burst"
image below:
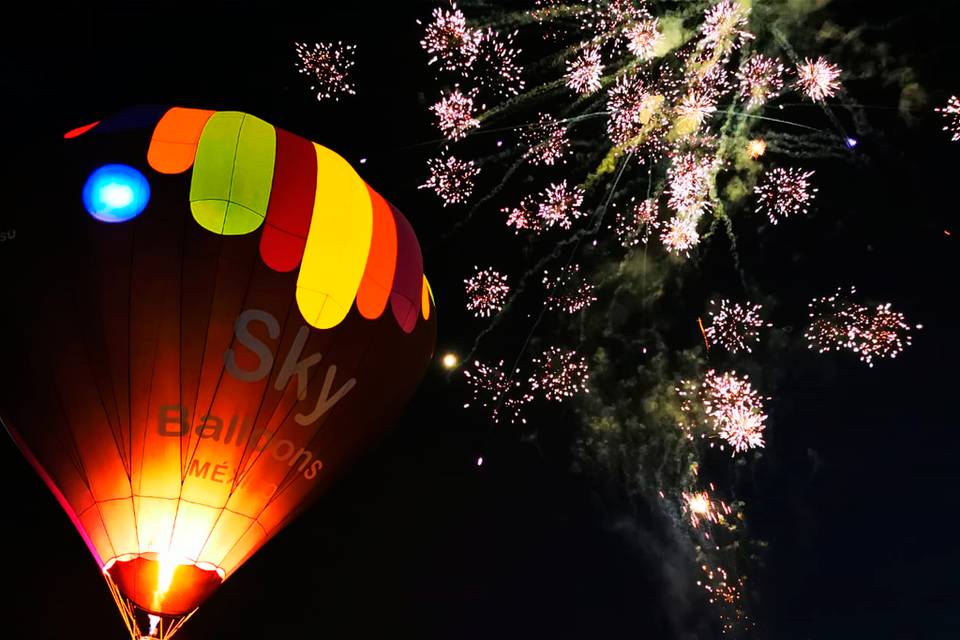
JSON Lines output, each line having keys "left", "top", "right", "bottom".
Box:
{"left": 607, "top": 72, "right": 669, "bottom": 153}
{"left": 625, "top": 17, "right": 662, "bottom": 60}
{"left": 538, "top": 181, "right": 586, "bottom": 230}
{"left": 699, "top": 0, "right": 753, "bottom": 55}
{"left": 610, "top": 197, "right": 659, "bottom": 247}
{"left": 935, "top": 95, "right": 960, "bottom": 142}
{"left": 464, "top": 267, "right": 510, "bottom": 318}
{"left": 660, "top": 215, "right": 701, "bottom": 256}
{"left": 701, "top": 370, "right": 767, "bottom": 454}
{"left": 294, "top": 41, "right": 357, "bottom": 101}
{"left": 676, "top": 87, "right": 719, "bottom": 131}
{"left": 704, "top": 299, "right": 771, "bottom": 353}
{"left": 579, "top": 0, "right": 645, "bottom": 43}
{"left": 430, "top": 87, "right": 480, "bottom": 140}
{"left": 682, "top": 488, "right": 732, "bottom": 529}
{"left": 503, "top": 196, "right": 543, "bottom": 234}
{"left": 419, "top": 3, "right": 482, "bottom": 71}
{"left": 804, "top": 287, "right": 918, "bottom": 367}
{"left": 543, "top": 264, "right": 597, "bottom": 313}
{"left": 521, "top": 113, "right": 571, "bottom": 166}
{"left": 754, "top": 167, "right": 817, "bottom": 224}
{"left": 529, "top": 347, "right": 590, "bottom": 401}
{"left": 736, "top": 54, "right": 786, "bottom": 108}
{"left": 463, "top": 360, "right": 533, "bottom": 425}
{"left": 419, "top": 154, "right": 480, "bottom": 206}
{"left": 566, "top": 46, "right": 604, "bottom": 95}
{"left": 795, "top": 57, "right": 842, "bottom": 102}
{"left": 666, "top": 152, "right": 718, "bottom": 217}
{"left": 469, "top": 28, "right": 525, "bottom": 98}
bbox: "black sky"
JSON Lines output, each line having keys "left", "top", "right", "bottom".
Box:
{"left": 2, "top": 2, "right": 959, "bottom": 639}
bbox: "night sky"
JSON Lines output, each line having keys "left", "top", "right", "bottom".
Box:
{"left": 2, "top": 2, "right": 959, "bottom": 639}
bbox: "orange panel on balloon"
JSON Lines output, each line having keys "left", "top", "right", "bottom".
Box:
{"left": 357, "top": 186, "right": 398, "bottom": 319}
{"left": 148, "top": 107, "right": 216, "bottom": 174}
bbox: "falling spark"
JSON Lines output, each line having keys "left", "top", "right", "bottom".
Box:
{"left": 431, "top": 88, "right": 480, "bottom": 140}
{"left": 736, "top": 54, "right": 785, "bottom": 108}
{"left": 529, "top": 347, "right": 590, "bottom": 401}
{"left": 704, "top": 299, "right": 771, "bottom": 353}
{"left": 566, "top": 46, "right": 604, "bottom": 95}
{"left": 464, "top": 267, "right": 511, "bottom": 318}
{"left": 796, "top": 57, "right": 842, "bottom": 102}
{"left": 754, "top": 167, "right": 817, "bottom": 224}
{"left": 463, "top": 360, "right": 533, "bottom": 425}
{"left": 442, "top": 353, "right": 460, "bottom": 369}
{"left": 935, "top": 95, "right": 960, "bottom": 142}
{"left": 521, "top": 113, "right": 571, "bottom": 166}
{"left": 420, "top": 154, "right": 480, "bottom": 206}
{"left": 543, "top": 264, "right": 597, "bottom": 313}
{"left": 294, "top": 41, "right": 357, "bottom": 101}
{"left": 609, "top": 197, "right": 659, "bottom": 247}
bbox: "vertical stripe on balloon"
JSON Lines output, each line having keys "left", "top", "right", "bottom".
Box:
{"left": 259, "top": 129, "right": 317, "bottom": 272}
{"left": 421, "top": 275, "right": 432, "bottom": 320}
{"left": 296, "top": 143, "right": 373, "bottom": 329}
{"left": 356, "top": 187, "right": 398, "bottom": 320}
{"left": 190, "top": 112, "right": 276, "bottom": 236}
{"left": 147, "top": 108, "right": 216, "bottom": 174}
{"left": 389, "top": 206, "right": 424, "bottom": 334}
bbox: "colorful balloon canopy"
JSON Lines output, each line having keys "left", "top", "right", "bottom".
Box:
{"left": 0, "top": 106, "right": 436, "bottom": 639}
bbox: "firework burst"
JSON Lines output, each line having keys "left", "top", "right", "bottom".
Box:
{"left": 607, "top": 73, "right": 670, "bottom": 157}
{"left": 503, "top": 196, "right": 542, "bottom": 234}
{"left": 936, "top": 95, "right": 960, "bottom": 142}
{"left": 704, "top": 299, "right": 771, "bottom": 353}
{"left": 468, "top": 28, "right": 525, "bottom": 98}
{"left": 795, "top": 56, "right": 842, "bottom": 102}
{"left": 419, "top": 3, "right": 481, "bottom": 71}
{"left": 625, "top": 17, "right": 662, "bottom": 60}
{"left": 464, "top": 267, "right": 510, "bottom": 318}
{"left": 804, "top": 287, "right": 917, "bottom": 367}
{"left": 754, "top": 167, "right": 817, "bottom": 224}
{"left": 699, "top": 0, "right": 754, "bottom": 55}
{"left": 566, "top": 46, "right": 604, "bottom": 95}
{"left": 538, "top": 181, "right": 586, "bottom": 230}
{"left": 419, "top": 154, "right": 480, "bottom": 206}
{"left": 430, "top": 87, "right": 480, "bottom": 140}
{"left": 736, "top": 54, "right": 786, "bottom": 108}
{"left": 579, "top": 0, "right": 645, "bottom": 43}
{"left": 529, "top": 347, "right": 590, "bottom": 401}
{"left": 666, "top": 152, "right": 719, "bottom": 217}
{"left": 700, "top": 370, "right": 767, "bottom": 454}
{"left": 610, "top": 197, "right": 659, "bottom": 247}
{"left": 463, "top": 360, "right": 533, "bottom": 425}
{"left": 294, "top": 41, "right": 357, "bottom": 101}
{"left": 543, "top": 264, "right": 597, "bottom": 313}
{"left": 746, "top": 138, "right": 766, "bottom": 158}
{"left": 521, "top": 113, "right": 571, "bottom": 166}
{"left": 660, "top": 215, "right": 701, "bottom": 256}
{"left": 682, "top": 488, "right": 733, "bottom": 529}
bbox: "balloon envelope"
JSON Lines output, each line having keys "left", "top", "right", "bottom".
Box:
{"left": 0, "top": 107, "right": 436, "bottom": 638}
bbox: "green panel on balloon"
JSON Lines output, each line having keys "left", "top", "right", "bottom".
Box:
{"left": 190, "top": 112, "right": 276, "bottom": 235}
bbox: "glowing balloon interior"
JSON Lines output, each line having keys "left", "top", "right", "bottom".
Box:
{"left": 0, "top": 106, "right": 437, "bottom": 639}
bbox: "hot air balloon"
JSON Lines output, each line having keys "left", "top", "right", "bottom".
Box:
{"left": 0, "top": 106, "right": 437, "bottom": 639}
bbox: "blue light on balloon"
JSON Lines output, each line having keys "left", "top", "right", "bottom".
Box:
{"left": 82, "top": 164, "right": 151, "bottom": 222}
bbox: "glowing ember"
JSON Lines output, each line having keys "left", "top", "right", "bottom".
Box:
{"left": 754, "top": 167, "right": 817, "bottom": 224}
{"left": 566, "top": 46, "right": 604, "bottom": 95}
{"left": 543, "top": 264, "right": 597, "bottom": 313}
{"left": 464, "top": 267, "right": 511, "bottom": 318}
{"left": 529, "top": 347, "right": 590, "bottom": 401}
{"left": 936, "top": 95, "right": 960, "bottom": 142}
{"left": 746, "top": 138, "right": 766, "bottom": 158}
{"left": 795, "top": 56, "right": 841, "bottom": 102}
{"left": 521, "top": 113, "right": 571, "bottom": 166}
{"left": 736, "top": 54, "right": 785, "bottom": 107}
{"left": 294, "top": 41, "right": 357, "bottom": 101}
{"left": 704, "top": 299, "right": 771, "bottom": 353}
{"left": 431, "top": 88, "right": 480, "bottom": 140}
{"left": 419, "top": 154, "right": 480, "bottom": 206}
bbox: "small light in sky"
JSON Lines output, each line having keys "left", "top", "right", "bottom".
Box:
{"left": 476, "top": 456, "right": 484, "bottom": 466}
{"left": 845, "top": 137, "right": 857, "bottom": 148}
{"left": 441, "top": 352, "right": 459, "bottom": 369}
{"left": 359, "top": 157, "right": 367, "bottom": 164}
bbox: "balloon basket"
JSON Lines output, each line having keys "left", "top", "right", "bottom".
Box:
{"left": 103, "top": 572, "right": 196, "bottom": 640}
